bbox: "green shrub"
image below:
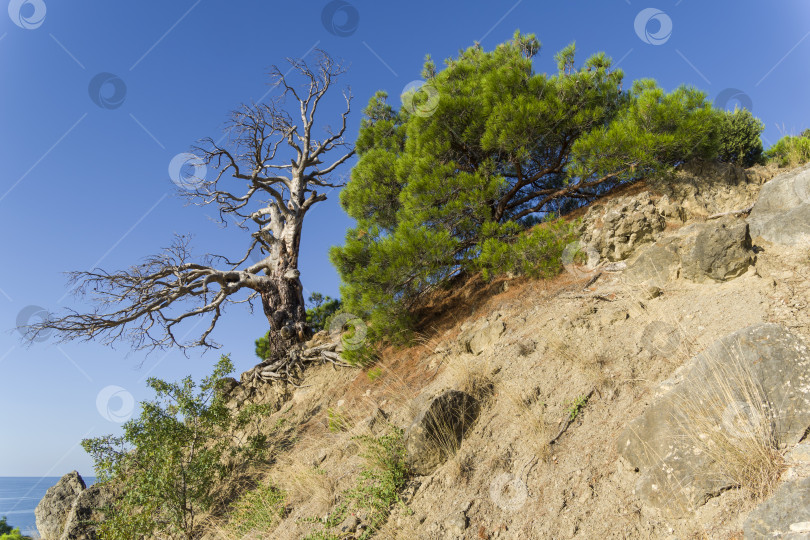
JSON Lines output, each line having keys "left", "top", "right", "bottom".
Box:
{"left": 81, "top": 355, "right": 271, "bottom": 540}
{"left": 766, "top": 134, "right": 810, "bottom": 168}
{"left": 305, "top": 427, "right": 408, "bottom": 539}
{"left": 475, "top": 217, "right": 579, "bottom": 281}
{"left": 716, "top": 107, "right": 765, "bottom": 167}
{"left": 0, "top": 517, "right": 30, "bottom": 540}
{"left": 227, "top": 481, "right": 287, "bottom": 536}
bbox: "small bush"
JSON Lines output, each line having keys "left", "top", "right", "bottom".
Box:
{"left": 475, "top": 217, "right": 579, "bottom": 281}
{"left": 0, "top": 517, "right": 30, "bottom": 540}
{"left": 227, "top": 481, "right": 287, "bottom": 536}
{"left": 305, "top": 427, "right": 408, "bottom": 539}
{"left": 715, "top": 107, "right": 765, "bottom": 167}
{"left": 82, "top": 356, "right": 271, "bottom": 540}
{"left": 766, "top": 134, "right": 810, "bottom": 168}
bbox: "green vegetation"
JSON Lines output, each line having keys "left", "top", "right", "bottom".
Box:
{"left": 766, "top": 132, "right": 810, "bottom": 168}
{"left": 255, "top": 292, "right": 342, "bottom": 361}
{"left": 475, "top": 217, "right": 579, "bottom": 280}
{"left": 227, "top": 481, "right": 287, "bottom": 536}
{"left": 81, "top": 356, "right": 271, "bottom": 540}
{"left": 567, "top": 394, "right": 590, "bottom": 421}
{"left": 0, "top": 517, "right": 30, "bottom": 540}
{"left": 305, "top": 293, "right": 343, "bottom": 333}
{"left": 716, "top": 107, "right": 765, "bottom": 167}
{"left": 326, "top": 408, "right": 353, "bottom": 433}
{"left": 366, "top": 366, "right": 383, "bottom": 381}
{"left": 304, "top": 428, "right": 408, "bottom": 539}
{"left": 331, "top": 31, "right": 740, "bottom": 343}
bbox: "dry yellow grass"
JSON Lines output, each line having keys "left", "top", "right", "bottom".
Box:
{"left": 673, "top": 342, "right": 786, "bottom": 501}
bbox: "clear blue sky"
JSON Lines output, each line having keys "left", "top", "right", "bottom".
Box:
{"left": 1, "top": 1, "right": 808, "bottom": 477}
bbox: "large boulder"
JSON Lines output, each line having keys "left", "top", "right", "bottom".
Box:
{"left": 405, "top": 390, "right": 481, "bottom": 475}
{"left": 748, "top": 162, "right": 810, "bottom": 245}
{"left": 744, "top": 476, "right": 810, "bottom": 539}
{"left": 35, "top": 472, "right": 85, "bottom": 540}
{"left": 618, "top": 324, "right": 810, "bottom": 514}
{"left": 622, "top": 218, "right": 755, "bottom": 287}
{"left": 35, "top": 471, "right": 114, "bottom": 540}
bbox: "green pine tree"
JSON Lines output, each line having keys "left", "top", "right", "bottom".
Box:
{"left": 331, "top": 31, "right": 728, "bottom": 341}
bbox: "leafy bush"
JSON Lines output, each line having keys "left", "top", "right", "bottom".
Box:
{"left": 0, "top": 517, "right": 30, "bottom": 540}
{"left": 766, "top": 134, "right": 810, "bottom": 168}
{"left": 475, "top": 217, "right": 579, "bottom": 280}
{"left": 81, "top": 355, "right": 271, "bottom": 540}
{"left": 715, "top": 107, "right": 765, "bottom": 167}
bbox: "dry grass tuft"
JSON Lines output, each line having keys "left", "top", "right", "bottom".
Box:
{"left": 448, "top": 356, "right": 495, "bottom": 403}
{"left": 673, "top": 345, "right": 786, "bottom": 501}
{"left": 272, "top": 456, "right": 337, "bottom": 515}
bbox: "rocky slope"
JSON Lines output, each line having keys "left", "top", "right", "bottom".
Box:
{"left": 38, "top": 161, "right": 810, "bottom": 539}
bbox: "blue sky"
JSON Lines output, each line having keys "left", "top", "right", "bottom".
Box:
{"left": 1, "top": 1, "right": 808, "bottom": 477}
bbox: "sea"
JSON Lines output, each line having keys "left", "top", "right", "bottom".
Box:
{"left": 0, "top": 477, "right": 95, "bottom": 538}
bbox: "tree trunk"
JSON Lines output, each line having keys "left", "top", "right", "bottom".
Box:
{"left": 257, "top": 211, "right": 311, "bottom": 364}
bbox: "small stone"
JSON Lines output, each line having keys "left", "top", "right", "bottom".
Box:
{"left": 643, "top": 286, "right": 662, "bottom": 300}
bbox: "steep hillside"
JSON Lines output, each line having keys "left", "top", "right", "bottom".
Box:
{"left": 38, "top": 161, "right": 810, "bottom": 539}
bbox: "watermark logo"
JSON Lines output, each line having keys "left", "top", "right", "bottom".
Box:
{"left": 400, "top": 80, "right": 440, "bottom": 118}
{"left": 16, "top": 305, "right": 51, "bottom": 342}
{"left": 634, "top": 8, "right": 672, "bottom": 46}
{"left": 96, "top": 385, "right": 135, "bottom": 423}
{"left": 714, "top": 88, "right": 753, "bottom": 112}
{"left": 8, "top": 0, "right": 46, "bottom": 29}
{"left": 561, "top": 240, "right": 600, "bottom": 278}
{"left": 329, "top": 312, "right": 367, "bottom": 351}
{"left": 168, "top": 152, "right": 207, "bottom": 191}
{"left": 489, "top": 473, "right": 528, "bottom": 511}
{"left": 88, "top": 72, "right": 127, "bottom": 110}
{"left": 640, "top": 321, "right": 681, "bottom": 355}
{"left": 321, "top": 0, "right": 359, "bottom": 37}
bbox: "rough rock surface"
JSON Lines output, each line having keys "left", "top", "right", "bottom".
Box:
{"left": 35, "top": 471, "right": 114, "bottom": 540}
{"left": 622, "top": 218, "right": 755, "bottom": 287}
{"left": 651, "top": 160, "right": 775, "bottom": 219}
{"left": 618, "top": 323, "right": 810, "bottom": 514}
{"left": 743, "top": 476, "right": 810, "bottom": 539}
{"left": 35, "top": 471, "right": 86, "bottom": 540}
{"left": 579, "top": 191, "right": 667, "bottom": 261}
{"left": 60, "top": 483, "right": 116, "bottom": 540}
{"left": 405, "top": 390, "right": 481, "bottom": 475}
{"left": 457, "top": 314, "right": 506, "bottom": 355}
{"left": 748, "top": 162, "right": 810, "bottom": 245}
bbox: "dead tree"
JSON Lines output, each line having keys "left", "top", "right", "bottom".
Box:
{"left": 26, "top": 50, "right": 354, "bottom": 381}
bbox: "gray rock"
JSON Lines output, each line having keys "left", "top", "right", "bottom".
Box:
{"left": 35, "top": 471, "right": 116, "bottom": 540}
{"left": 579, "top": 191, "right": 667, "bottom": 261}
{"left": 677, "top": 219, "right": 755, "bottom": 282}
{"left": 622, "top": 237, "right": 681, "bottom": 288}
{"left": 744, "top": 476, "right": 810, "bottom": 539}
{"left": 35, "top": 471, "right": 85, "bottom": 540}
{"left": 60, "top": 483, "right": 117, "bottom": 540}
{"left": 618, "top": 324, "right": 810, "bottom": 514}
{"left": 462, "top": 319, "right": 505, "bottom": 355}
{"left": 405, "top": 390, "right": 480, "bottom": 475}
{"left": 444, "top": 511, "right": 468, "bottom": 538}
{"left": 748, "top": 163, "right": 810, "bottom": 245}
{"left": 623, "top": 218, "right": 755, "bottom": 287}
